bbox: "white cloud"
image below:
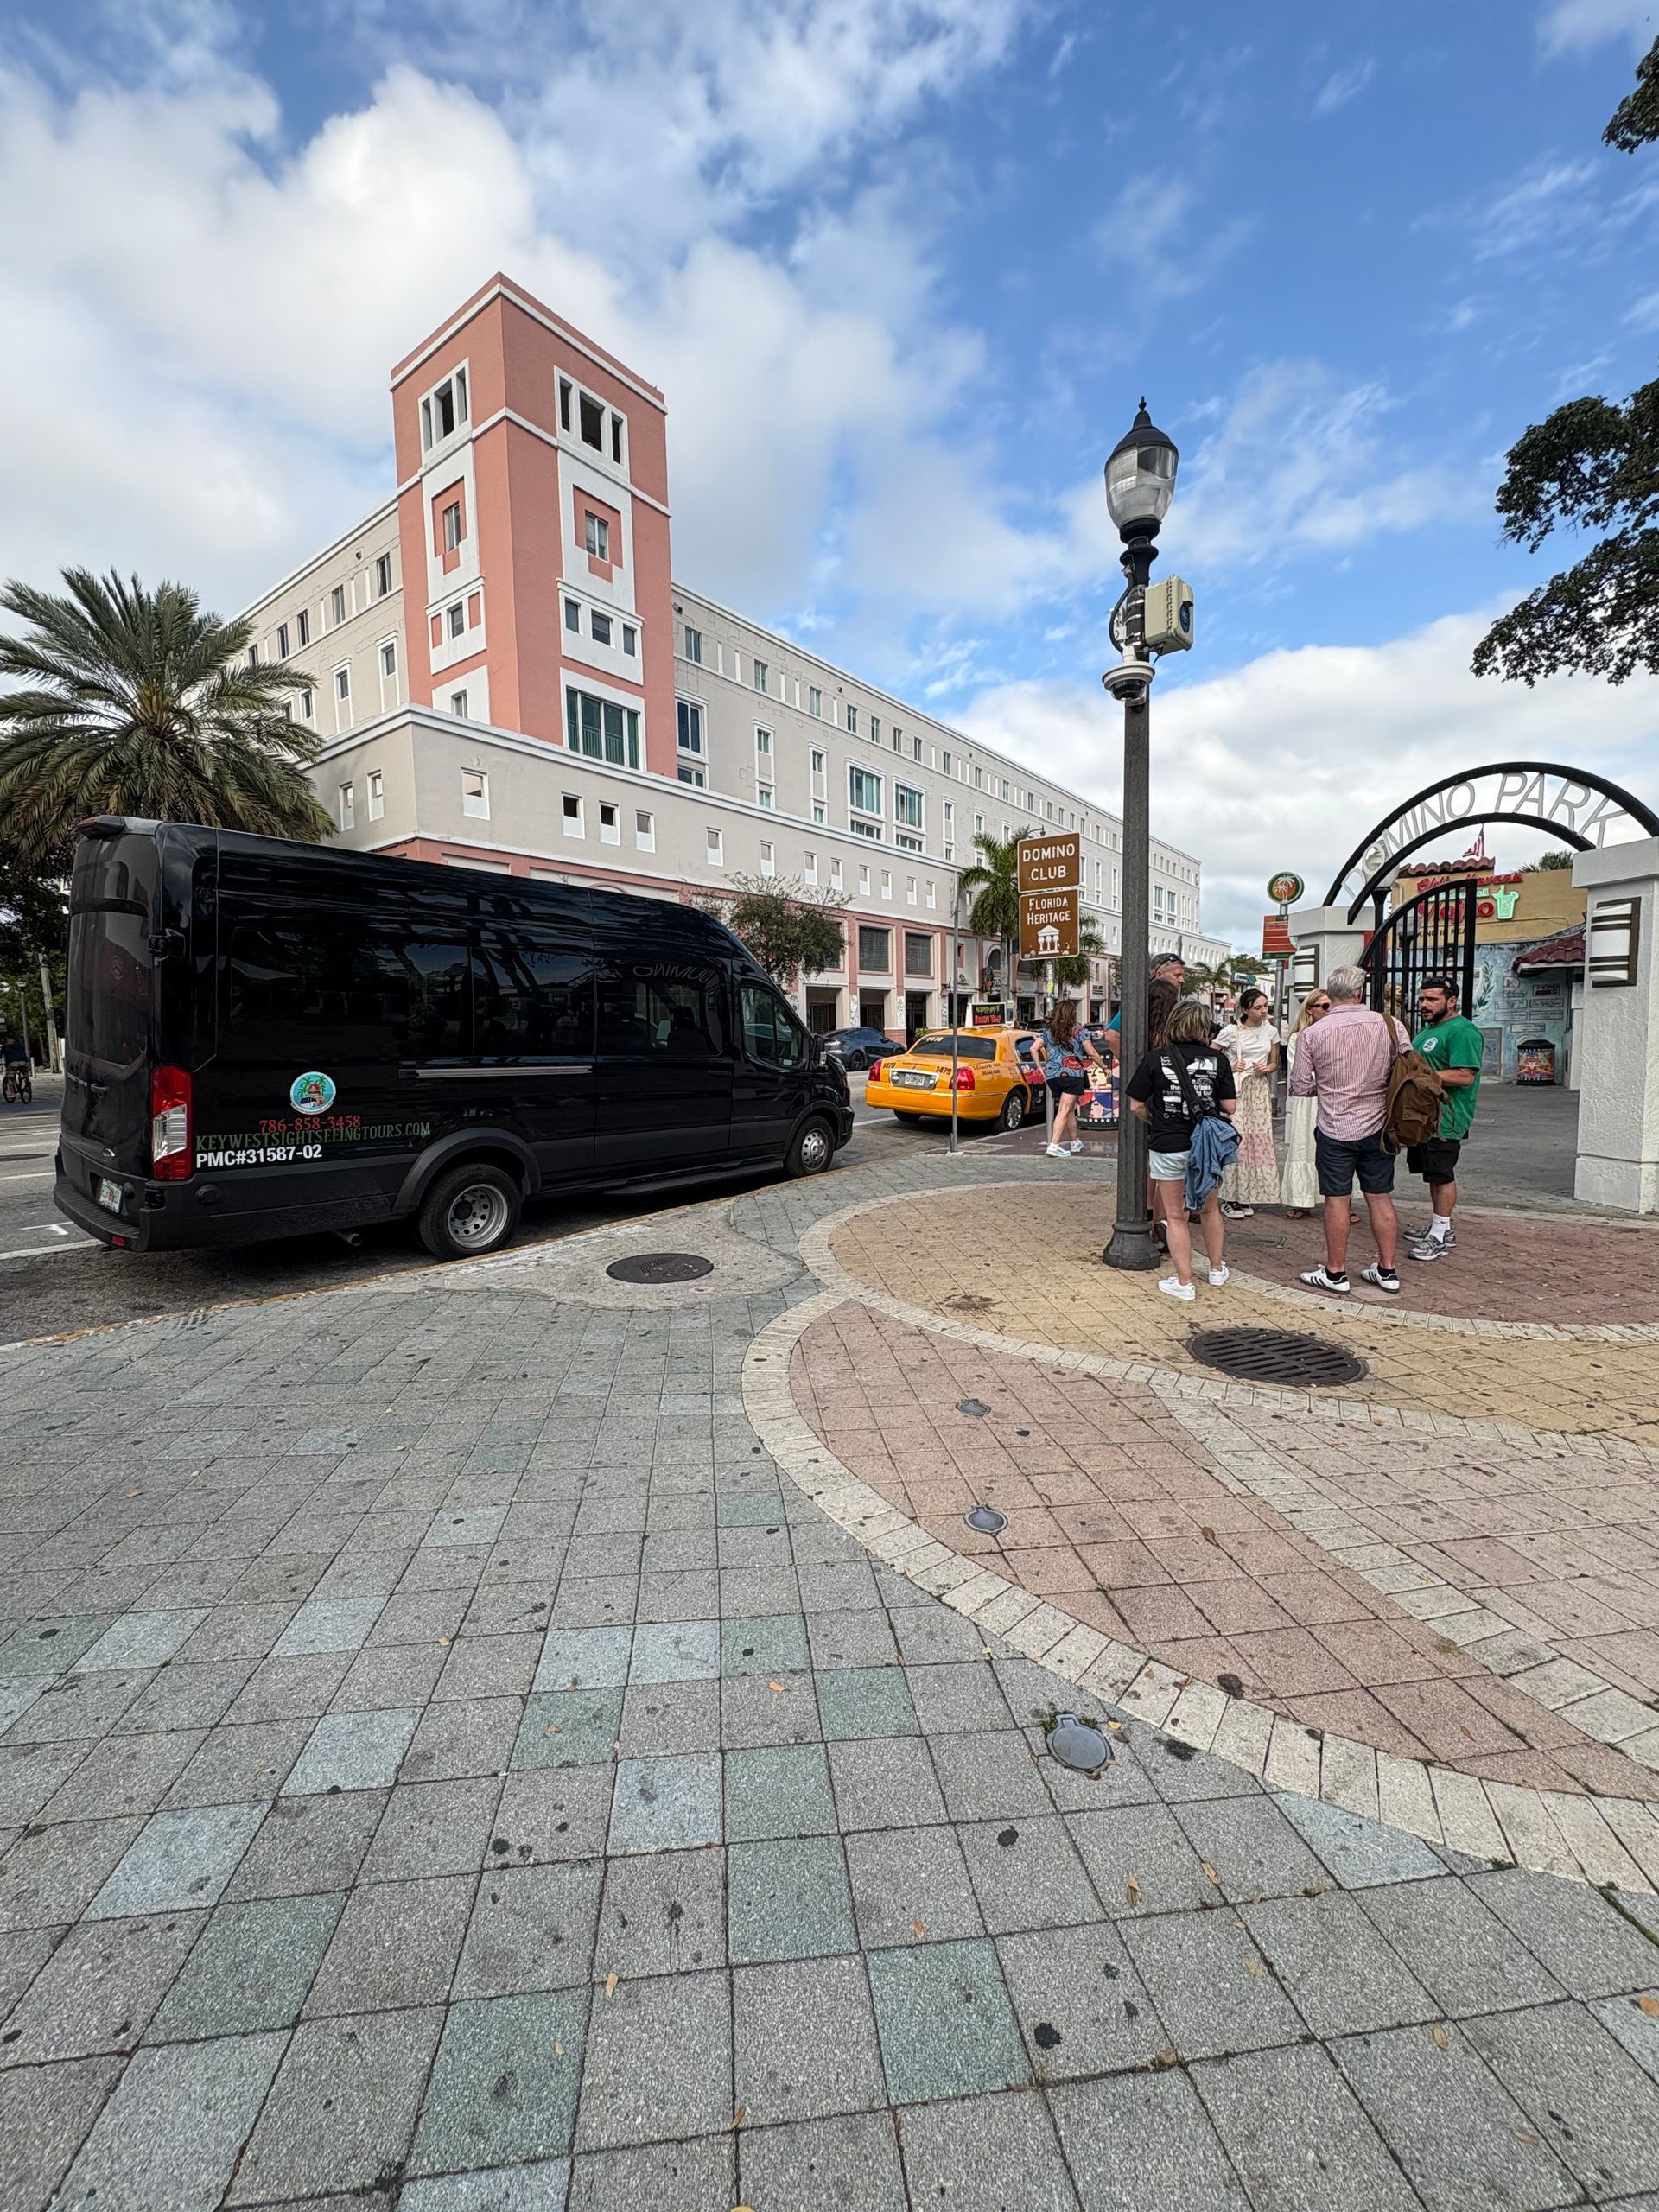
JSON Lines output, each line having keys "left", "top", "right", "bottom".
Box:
{"left": 1313, "top": 58, "right": 1375, "bottom": 115}
{"left": 958, "top": 611, "right": 1659, "bottom": 944}
{"left": 1091, "top": 173, "right": 1254, "bottom": 308}
{"left": 1539, "top": 0, "right": 1655, "bottom": 54}
{"left": 1054, "top": 360, "right": 1484, "bottom": 580}
{"left": 0, "top": 3, "right": 1045, "bottom": 629}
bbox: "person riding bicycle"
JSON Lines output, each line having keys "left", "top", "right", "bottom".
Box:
{"left": 1, "top": 1032, "right": 25, "bottom": 1071}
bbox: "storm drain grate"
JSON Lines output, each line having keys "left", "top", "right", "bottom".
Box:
{"left": 605, "top": 1252, "right": 715, "bottom": 1284}
{"left": 1187, "top": 1326, "right": 1367, "bottom": 1389}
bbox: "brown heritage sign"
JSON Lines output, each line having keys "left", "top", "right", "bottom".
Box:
{"left": 1017, "top": 833, "right": 1081, "bottom": 893}
{"left": 1019, "top": 886, "right": 1080, "bottom": 958}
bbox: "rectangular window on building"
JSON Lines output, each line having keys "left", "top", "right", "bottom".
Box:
{"left": 906, "top": 877, "right": 918, "bottom": 906}
{"left": 621, "top": 624, "right": 637, "bottom": 657}
{"left": 880, "top": 870, "right": 893, "bottom": 900}
{"left": 442, "top": 501, "right": 462, "bottom": 552}
{"left": 810, "top": 747, "right": 826, "bottom": 782}
{"left": 925, "top": 880, "right": 937, "bottom": 909}
{"left": 893, "top": 729, "right": 903, "bottom": 753}
{"left": 857, "top": 925, "right": 890, "bottom": 970}
{"left": 611, "top": 413, "right": 625, "bottom": 465}
{"left": 298, "top": 687, "right": 313, "bottom": 720}
{"left": 334, "top": 666, "right": 350, "bottom": 702}
{"left": 683, "top": 626, "right": 702, "bottom": 663}
{"left": 599, "top": 801, "right": 620, "bottom": 845}
{"left": 584, "top": 512, "right": 610, "bottom": 560}
{"left": 809, "top": 686, "right": 822, "bottom": 716}
{"left": 591, "top": 611, "right": 612, "bottom": 646}
{"left": 296, "top": 607, "right": 310, "bottom": 647}
{"left": 635, "top": 809, "right": 655, "bottom": 851}
{"left": 559, "top": 378, "right": 572, "bottom": 431}
{"left": 858, "top": 865, "right": 871, "bottom": 896}
{"left": 757, "top": 785, "right": 774, "bottom": 810}
{"left": 330, "top": 585, "right": 346, "bottom": 627}
{"left": 753, "top": 660, "right": 768, "bottom": 694}
{"left": 248, "top": 644, "right": 259, "bottom": 668}
{"left": 450, "top": 690, "right": 469, "bottom": 719}
{"left": 462, "top": 770, "right": 489, "bottom": 818}
{"left": 913, "top": 735, "right": 923, "bottom": 762}
{"left": 564, "top": 598, "right": 581, "bottom": 632}
{"left": 849, "top": 765, "right": 882, "bottom": 818}
{"left": 812, "top": 803, "right": 825, "bottom": 824}
{"left": 894, "top": 785, "right": 923, "bottom": 831}
{"left": 804, "top": 851, "right": 817, "bottom": 886}
{"left": 707, "top": 828, "right": 723, "bottom": 867}
{"left": 375, "top": 552, "right": 392, "bottom": 597}
{"left": 338, "top": 782, "right": 354, "bottom": 831}
{"left": 563, "top": 794, "right": 583, "bottom": 836}
{"left": 870, "top": 715, "right": 880, "bottom": 745}
{"left": 755, "top": 728, "right": 772, "bottom": 756}
{"left": 678, "top": 764, "right": 706, "bottom": 787}
{"left": 905, "top": 932, "right": 931, "bottom": 975}
{"left": 367, "top": 770, "right": 384, "bottom": 822}
{"left": 941, "top": 749, "right": 951, "bottom": 775}
{"left": 677, "top": 701, "right": 703, "bottom": 753}
{"left": 830, "top": 857, "right": 843, "bottom": 890}
{"left": 760, "top": 841, "right": 774, "bottom": 877}
{"left": 579, "top": 391, "right": 604, "bottom": 451}
{"left": 846, "top": 703, "right": 858, "bottom": 734}
{"left": 276, "top": 623, "right": 289, "bottom": 659}
{"left": 380, "top": 641, "right": 397, "bottom": 679}
{"left": 566, "top": 687, "right": 641, "bottom": 769}
{"left": 448, "top": 602, "right": 465, "bottom": 639}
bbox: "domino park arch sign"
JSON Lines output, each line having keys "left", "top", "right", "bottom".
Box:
{"left": 1325, "top": 762, "right": 1659, "bottom": 921}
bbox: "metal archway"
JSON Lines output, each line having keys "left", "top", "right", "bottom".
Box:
{"left": 1324, "top": 763, "right": 1659, "bottom": 922}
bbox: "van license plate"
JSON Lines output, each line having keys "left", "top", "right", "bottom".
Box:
{"left": 96, "top": 1178, "right": 123, "bottom": 1213}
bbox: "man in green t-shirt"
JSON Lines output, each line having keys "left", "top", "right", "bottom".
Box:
{"left": 1405, "top": 975, "right": 1483, "bottom": 1262}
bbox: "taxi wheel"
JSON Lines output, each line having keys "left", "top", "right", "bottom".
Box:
{"left": 893, "top": 1110, "right": 924, "bottom": 1123}
{"left": 998, "top": 1089, "right": 1027, "bottom": 1133}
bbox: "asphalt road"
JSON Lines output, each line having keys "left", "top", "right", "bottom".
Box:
{"left": 0, "top": 1072, "right": 1020, "bottom": 1341}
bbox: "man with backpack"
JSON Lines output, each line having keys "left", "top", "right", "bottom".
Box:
{"left": 1286, "top": 965, "right": 1425, "bottom": 1297}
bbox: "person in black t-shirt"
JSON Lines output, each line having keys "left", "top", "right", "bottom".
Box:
{"left": 1126, "top": 996, "right": 1236, "bottom": 1302}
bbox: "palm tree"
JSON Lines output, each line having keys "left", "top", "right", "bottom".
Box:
{"left": 0, "top": 568, "right": 333, "bottom": 866}
{"left": 957, "top": 828, "right": 1027, "bottom": 1018}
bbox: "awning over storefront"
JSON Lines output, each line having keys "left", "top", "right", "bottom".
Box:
{"left": 1511, "top": 926, "right": 1584, "bottom": 976}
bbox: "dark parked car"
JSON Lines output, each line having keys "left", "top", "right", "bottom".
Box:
{"left": 822, "top": 1025, "right": 900, "bottom": 1072}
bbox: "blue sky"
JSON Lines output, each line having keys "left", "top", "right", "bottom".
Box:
{"left": 2, "top": 0, "right": 1656, "bottom": 938}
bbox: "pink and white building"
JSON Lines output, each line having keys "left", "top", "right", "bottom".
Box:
{"left": 242, "top": 274, "right": 1225, "bottom": 1036}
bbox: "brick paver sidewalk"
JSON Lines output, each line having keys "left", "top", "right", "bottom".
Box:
{"left": 2, "top": 1149, "right": 1658, "bottom": 2210}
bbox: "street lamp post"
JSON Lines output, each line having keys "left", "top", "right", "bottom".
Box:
{"left": 1102, "top": 400, "right": 1179, "bottom": 1272}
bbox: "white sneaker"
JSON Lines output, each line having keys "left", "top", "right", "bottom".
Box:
{"left": 1299, "top": 1265, "right": 1351, "bottom": 1296}
{"left": 1208, "top": 1264, "right": 1230, "bottom": 1287}
{"left": 1045, "top": 1142, "right": 1069, "bottom": 1158}
{"left": 1158, "top": 1274, "right": 1196, "bottom": 1302}
{"left": 1069, "top": 1140, "right": 1084, "bottom": 1154}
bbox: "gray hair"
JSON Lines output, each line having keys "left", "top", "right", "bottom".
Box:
{"left": 1325, "top": 966, "right": 1367, "bottom": 1003}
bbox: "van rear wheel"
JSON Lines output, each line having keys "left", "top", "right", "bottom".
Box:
{"left": 785, "top": 1116, "right": 836, "bottom": 1179}
{"left": 418, "top": 1162, "right": 522, "bottom": 1260}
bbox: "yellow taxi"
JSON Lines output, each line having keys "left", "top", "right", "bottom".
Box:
{"left": 864, "top": 1028, "right": 1044, "bottom": 1132}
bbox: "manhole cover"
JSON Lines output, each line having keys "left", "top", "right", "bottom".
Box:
{"left": 1187, "top": 1326, "right": 1367, "bottom": 1388}
{"left": 605, "top": 1252, "right": 715, "bottom": 1284}
{"left": 964, "top": 1504, "right": 1008, "bottom": 1535}
{"left": 1049, "top": 1713, "right": 1113, "bottom": 1772}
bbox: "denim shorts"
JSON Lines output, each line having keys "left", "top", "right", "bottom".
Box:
{"left": 1315, "top": 1125, "right": 1395, "bottom": 1198}
{"left": 1148, "top": 1147, "right": 1190, "bottom": 1183}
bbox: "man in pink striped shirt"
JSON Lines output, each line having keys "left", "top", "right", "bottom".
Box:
{"left": 1287, "top": 965, "right": 1412, "bottom": 1295}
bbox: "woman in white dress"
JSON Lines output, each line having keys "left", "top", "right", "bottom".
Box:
{"left": 1217, "top": 989, "right": 1281, "bottom": 1217}
{"left": 1281, "top": 988, "right": 1332, "bottom": 1217}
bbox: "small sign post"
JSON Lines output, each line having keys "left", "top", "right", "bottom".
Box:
{"left": 1018, "top": 834, "right": 1083, "bottom": 1150}
{"left": 1265, "top": 874, "right": 1305, "bottom": 1028}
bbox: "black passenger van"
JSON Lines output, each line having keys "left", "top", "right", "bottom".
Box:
{"left": 55, "top": 819, "right": 854, "bottom": 1259}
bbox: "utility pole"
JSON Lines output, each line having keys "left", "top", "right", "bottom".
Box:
{"left": 37, "top": 952, "right": 60, "bottom": 1073}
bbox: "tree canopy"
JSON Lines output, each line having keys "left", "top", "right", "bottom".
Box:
{"left": 699, "top": 874, "right": 846, "bottom": 989}
{"left": 0, "top": 568, "right": 333, "bottom": 868}
{"left": 1474, "top": 39, "right": 1659, "bottom": 687}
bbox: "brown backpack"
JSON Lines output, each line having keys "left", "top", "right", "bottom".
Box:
{"left": 1381, "top": 1018, "right": 1444, "bottom": 1153}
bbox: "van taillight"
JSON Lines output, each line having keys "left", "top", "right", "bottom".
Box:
{"left": 149, "top": 1065, "right": 192, "bottom": 1180}
{"left": 953, "top": 1067, "right": 976, "bottom": 1091}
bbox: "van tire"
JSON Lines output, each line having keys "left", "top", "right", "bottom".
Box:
{"left": 785, "top": 1116, "right": 836, "bottom": 1179}
{"left": 417, "top": 1162, "right": 522, "bottom": 1260}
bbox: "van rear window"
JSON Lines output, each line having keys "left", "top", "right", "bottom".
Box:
{"left": 67, "top": 907, "right": 151, "bottom": 1069}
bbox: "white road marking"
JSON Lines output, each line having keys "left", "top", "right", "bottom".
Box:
{"left": 0, "top": 1242, "right": 92, "bottom": 1259}
{"left": 0, "top": 1170, "right": 54, "bottom": 1183}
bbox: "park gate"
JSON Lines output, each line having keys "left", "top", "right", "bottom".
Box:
{"left": 1357, "top": 874, "right": 1478, "bottom": 1019}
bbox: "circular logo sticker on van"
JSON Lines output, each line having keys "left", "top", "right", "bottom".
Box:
{"left": 290, "top": 1071, "right": 337, "bottom": 1116}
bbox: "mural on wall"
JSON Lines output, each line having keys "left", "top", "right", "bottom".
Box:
{"left": 1472, "top": 940, "right": 1570, "bottom": 1081}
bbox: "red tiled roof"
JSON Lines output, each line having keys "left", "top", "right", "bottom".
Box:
{"left": 1511, "top": 927, "right": 1584, "bottom": 975}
